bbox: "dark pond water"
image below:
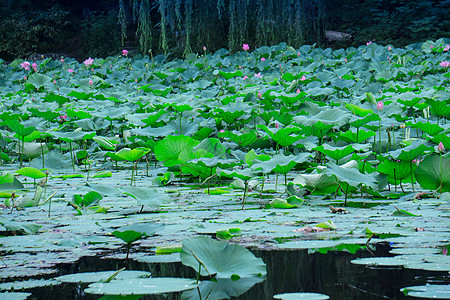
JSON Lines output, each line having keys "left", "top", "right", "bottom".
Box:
{"left": 16, "top": 242, "right": 450, "bottom": 300}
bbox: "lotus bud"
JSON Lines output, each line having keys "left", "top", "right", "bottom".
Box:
{"left": 377, "top": 101, "right": 383, "bottom": 111}
{"left": 257, "top": 91, "right": 262, "bottom": 99}
{"left": 437, "top": 142, "right": 445, "bottom": 153}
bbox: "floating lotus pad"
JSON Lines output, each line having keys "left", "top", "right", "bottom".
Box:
{"left": 84, "top": 278, "right": 198, "bottom": 295}
{"left": 401, "top": 284, "right": 450, "bottom": 299}
{"left": 273, "top": 292, "right": 330, "bottom": 299}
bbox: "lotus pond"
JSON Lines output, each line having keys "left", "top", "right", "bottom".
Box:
{"left": 0, "top": 39, "right": 449, "bottom": 299}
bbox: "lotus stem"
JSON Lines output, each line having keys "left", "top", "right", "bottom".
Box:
{"left": 20, "top": 136, "right": 24, "bottom": 168}
{"left": 275, "top": 173, "right": 278, "bottom": 191}
{"left": 126, "top": 243, "right": 131, "bottom": 260}
{"left": 439, "top": 152, "right": 443, "bottom": 194}
{"left": 410, "top": 161, "right": 415, "bottom": 192}
{"left": 40, "top": 141, "right": 45, "bottom": 169}
{"left": 241, "top": 180, "right": 249, "bottom": 210}
{"left": 69, "top": 142, "right": 75, "bottom": 171}
{"left": 260, "top": 176, "right": 264, "bottom": 199}
{"left": 393, "top": 167, "right": 397, "bottom": 192}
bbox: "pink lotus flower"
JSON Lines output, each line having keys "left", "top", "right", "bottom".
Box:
{"left": 274, "top": 122, "right": 279, "bottom": 128}
{"left": 366, "top": 41, "right": 372, "bottom": 46}
{"left": 68, "top": 69, "right": 74, "bottom": 73}
{"left": 297, "top": 52, "right": 300, "bottom": 57}
{"left": 32, "top": 62, "right": 38, "bottom": 72}
{"left": 203, "top": 46, "right": 206, "bottom": 51}
{"left": 377, "top": 101, "right": 383, "bottom": 111}
{"left": 257, "top": 91, "right": 262, "bottom": 99}
{"left": 61, "top": 58, "right": 64, "bottom": 63}
{"left": 296, "top": 88, "right": 300, "bottom": 94}
{"left": 53, "top": 79, "right": 56, "bottom": 84}
{"left": 388, "top": 46, "right": 392, "bottom": 51}
{"left": 444, "top": 44, "right": 450, "bottom": 52}
{"left": 122, "top": 49, "right": 128, "bottom": 56}
{"left": 23, "top": 76, "right": 27, "bottom": 80}
{"left": 430, "top": 45, "right": 434, "bottom": 49}
{"left": 89, "top": 78, "right": 93, "bottom": 86}
{"left": 219, "top": 129, "right": 225, "bottom": 133}
{"left": 59, "top": 114, "right": 67, "bottom": 122}
{"left": 437, "top": 142, "right": 445, "bottom": 153}
{"left": 439, "top": 61, "right": 450, "bottom": 68}
{"left": 254, "top": 72, "right": 263, "bottom": 78}
{"left": 243, "top": 75, "right": 249, "bottom": 80}
{"left": 242, "top": 44, "right": 250, "bottom": 51}
{"left": 83, "top": 57, "right": 94, "bottom": 67}
{"left": 300, "top": 75, "right": 307, "bottom": 81}
{"left": 345, "top": 58, "right": 348, "bottom": 63}
{"left": 20, "top": 61, "right": 31, "bottom": 71}
{"left": 261, "top": 57, "right": 265, "bottom": 62}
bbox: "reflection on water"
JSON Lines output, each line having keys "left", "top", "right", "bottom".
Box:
{"left": 21, "top": 243, "right": 450, "bottom": 299}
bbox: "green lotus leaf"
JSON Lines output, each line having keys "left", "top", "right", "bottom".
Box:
{"left": 338, "top": 129, "right": 376, "bottom": 143}
{"left": 56, "top": 270, "right": 151, "bottom": 283}
{"left": 0, "top": 292, "right": 32, "bottom": 299}
{"left": 252, "top": 153, "right": 310, "bottom": 174}
{"left": 348, "top": 113, "right": 381, "bottom": 128}
{"left": 66, "top": 108, "right": 92, "bottom": 119}
{"left": 15, "top": 167, "right": 46, "bottom": 179}
{"left": 67, "top": 90, "right": 93, "bottom": 100}
{"left": 0, "top": 173, "right": 14, "bottom": 185}
{"left": 3, "top": 120, "right": 35, "bottom": 137}
{"left": 219, "top": 70, "right": 243, "bottom": 80}
{"left": 415, "top": 154, "right": 450, "bottom": 193}
{"left": 377, "top": 160, "right": 413, "bottom": 184}
{"left": 257, "top": 124, "right": 303, "bottom": 147}
{"left": 154, "top": 135, "right": 199, "bottom": 167}
{"left": 245, "top": 149, "right": 270, "bottom": 166}
{"left": 217, "top": 167, "right": 256, "bottom": 181}
{"left": 85, "top": 278, "right": 197, "bottom": 295}
{"left": 121, "top": 186, "right": 172, "bottom": 206}
{"left": 1, "top": 221, "right": 41, "bottom": 235}
{"left": 406, "top": 121, "right": 444, "bottom": 137}
{"left": 313, "top": 144, "right": 359, "bottom": 163}
{"left": 269, "top": 196, "right": 304, "bottom": 209}
{"left": 218, "top": 130, "right": 258, "bottom": 147}
{"left": 93, "top": 136, "right": 117, "bottom": 151}
{"left": 431, "top": 133, "right": 450, "bottom": 150}
{"left": 180, "top": 236, "right": 266, "bottom": 278}
{"left": 390, "top": 140, "right": 433, "bottom": 162}
{"left": 291, "top": 173, "right": 338, "bottom": 194}
{"left": 72, "top": 191, "right": 103, "bottom": 207}
{"left": 92, "top": 171, "right": 112, "bottom": 178}
{"left": 316, "top": 220, "right": 337, "bottom": 230}
{"left": 26, "top": 73, "right": 51, "bottom": 88}
{"left": 193, "top": 138, "right": 226, "bottom": 158}
{"left": 323, "top": 162, "right": 377, "bottom": 189}
{"left": 273, "top": 292, "right": 330, "bottom": 300}
{"left": 50, "top": 130, "right": 96, "bottom": 142}
{"left": 293, "top": 108, "right": 351, "bottom": 126}
{"left": 426, "top": 99, "right": 450, "bottom": 118}
{"left": 401, "top": 284, "right": 450, "bottom": 299}
{"left": 116, "top": 147, "right": 150, "bottom": 162}
{"left": 112, "top": 223, "right": 164, "bottom": 244}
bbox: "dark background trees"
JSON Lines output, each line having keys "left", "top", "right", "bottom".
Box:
{"left": 0, "top": 0, "right": 449, "bottom": 61}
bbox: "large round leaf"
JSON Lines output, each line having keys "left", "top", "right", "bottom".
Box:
{"left": 56, "top": 270, "right": 151, "bottom": 283}
{"left": 154, "top": 135, "right": 199, "bottom": 167}
{"left": 415, "top": 154, "right": 450, "bottom": 192}
{"left": 180, "top": 236, "right": 266, "bottom": 278}
{"left": 85, "top": 278, "right": 197, "bottom": 295}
